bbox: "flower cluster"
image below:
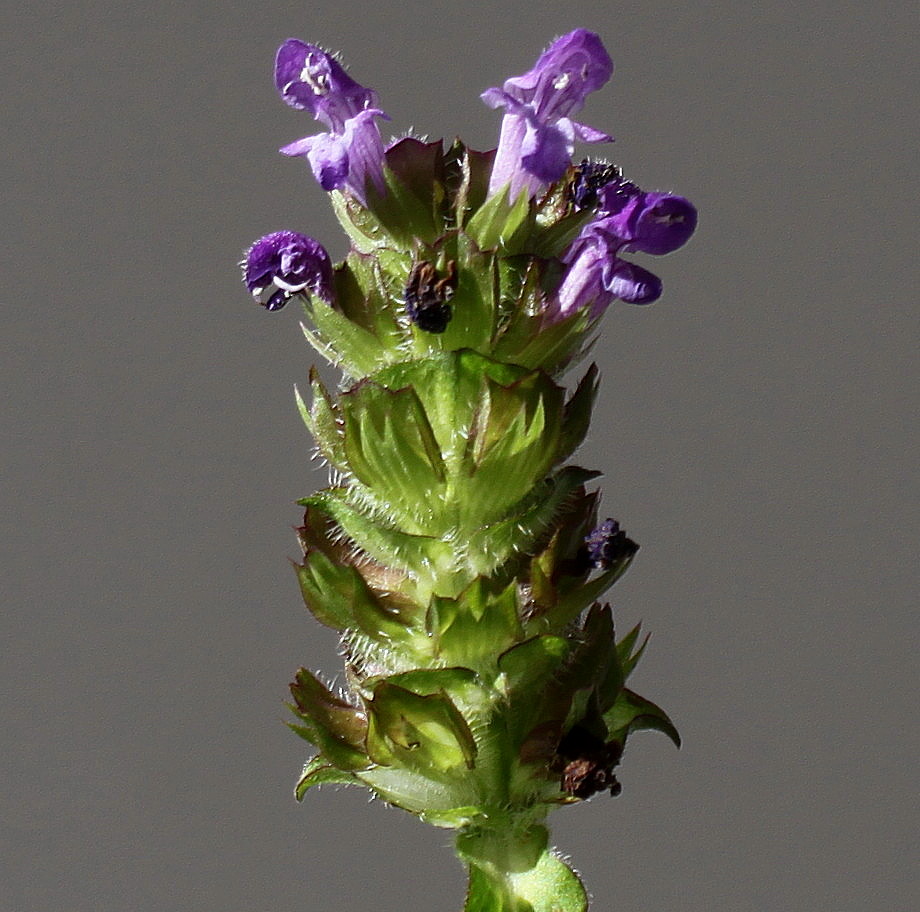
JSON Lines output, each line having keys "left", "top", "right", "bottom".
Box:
{"left": 243, "top": 30, "right": 695, "bottom": 323}
{"left": 241, "top": 30, "right": 695, "bottom": 912}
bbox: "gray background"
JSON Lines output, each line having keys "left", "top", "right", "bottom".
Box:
{"left": 2, "top": 1, "right": 916, "bottom": 910}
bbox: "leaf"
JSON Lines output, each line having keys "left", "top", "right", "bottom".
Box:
{"left": 463, "top": 850, "right": 588, "bottom": 912}
{"left": 507, "top": 851, "right": 588, "bottom": 912}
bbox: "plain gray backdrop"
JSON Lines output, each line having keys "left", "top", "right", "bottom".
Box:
{"left": 2, "top": 1, "right": 916, "bottom": 910}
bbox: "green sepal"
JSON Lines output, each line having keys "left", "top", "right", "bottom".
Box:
{"left": 369, "top": 349, "right": 530, "bottom": 463}
{"left": 461, "top": 370, "right": 566, "bottom": 526}
{"left": 490, "top": 262, "right": 595, "bottom": 375}
{"left": 340, "top": 382, "right": 448, "bottom": 531}
{"left": 300, "top": 298, "right": 390, "bottom": 380}
{"left": 603, "top": 687, "right": 681, "bottom": 749}
{"left": 293, "top": 550, "right": 409, "bottom": 640}
{"left": 334, "top": 250, "right": 406, "bottom": 344}
{"left": 616, "top": 623, "right": 650, "bottom": 680}
{"left": 528, "top": 207, "right": 594, "bottom": 258}
{"left": 466, "top": 185, "right": 533, "bottom": 253}
{"left": 452, "top": 145, "right": 496, "bottom": 228}
{"left": 287, "top": 668, "right": 370, "bottom": 771}
{"left": 367, "top": 666, "right": 486, "bottom": 724}
{"left": 298, "top": 368, "right": 348, "bottom": 471}
{"left": 517, "top": 605, "right": 616, "bottom": 765}
{"left": 539, "top": 542, "right": 638, "bottom": 634}
{"left": 595, "top": 623, "right": 653, "bottom": 735}
{"left": 417, "top": 245, "right": 499, "bottom": 356}
{"left": 427, "top": 578, "right": 523, "bottom": 670}
{"left": 294, "top": 755, "right": 359, "bottom": 801}
{"left": 497, "top": 636, "right": 571, "bottom": 745}
{"left": 381, "top": 137, "right": 446, "bottom": 240}
{"left": 465, "top": 466, "right": 600, "bottom": 577}
{"left": 366, "top": 680, "right": 478, "bottom": 773}
{"left": 300, "top": 489, "right": 459, "bottom": 592}
{"left": 557, "top": 364, "right": 599, "bottom": 463}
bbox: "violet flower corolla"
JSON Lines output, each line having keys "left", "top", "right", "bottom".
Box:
{"left": 275, "top": 39, "right": 389, "bottom": 204}
{"left": 241, "top": 230, "right": 333, "bottom": 311}
{"left": 551, "top": 175, "right": 697, "bottom": 319}
{"left": 481, "top": 29, "right": 614, "bottom": 201}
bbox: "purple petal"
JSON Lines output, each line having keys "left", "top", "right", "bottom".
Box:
{"left": 520, "top": 119, "right": 573, "bottom": 183}
{"left": 570, "top": 119, "right": 614, "bottom": 144}
{"left": 241, "top": 231, "right": 334, "bottom": 308}
{"left": 305, "top": 133, "right": 350, "bottom": 191}
{"left": 604, "top": 260, "right": 662, "bottom": 305}
{"left": 503, "top": 29, "right": 613, "bottom": 121}
{"left": 274, "top": 39, "right": 377, "bottom": 131}
{"left": 628, "top": 193, "right": 698, "bottom": 255}
{"left": 279, "top": 135, "right": 316, "bottom": 157}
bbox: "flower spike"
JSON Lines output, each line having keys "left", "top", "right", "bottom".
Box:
{"left": 241, "top": 30, "right": 696, "bottom": 912}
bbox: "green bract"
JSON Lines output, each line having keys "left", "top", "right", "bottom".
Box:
{"left": 275, "top": 137, "right": 680, "bottom": 911}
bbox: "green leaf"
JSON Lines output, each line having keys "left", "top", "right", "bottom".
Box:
{"left": 604, "top": 687, "right": 681, "bottom": 749}
{"left": 294, "top": 756, "right": 358, "bottom": 801}
{"left": 366, "top": 680, "right": 477, "bottom": 773}
{"left": 463, "top": 850, "right": 588, "bottom": 912}
{"left": 509, "top": 851, "right": 588, "bottom": 912}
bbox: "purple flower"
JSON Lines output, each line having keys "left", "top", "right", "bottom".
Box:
{"left": 274, "top": 39, "right": 389, "bottom": 204}
{"left": 548, "top": 174, "right": 697, "bottom": 320}
{"left": 584, "top": 519, "right": 637, "bottom": 569}
{"left": 242, "top": 231, "right": 333, "bottom": 311}
{"left": 551, "top": 221, "right": 662, "bottom": 320}
{"left": 481, "top": 29, "right": 614, "bottom": 200}
{"left": 597, "top": 181, "right": 697, "bottom": 255}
